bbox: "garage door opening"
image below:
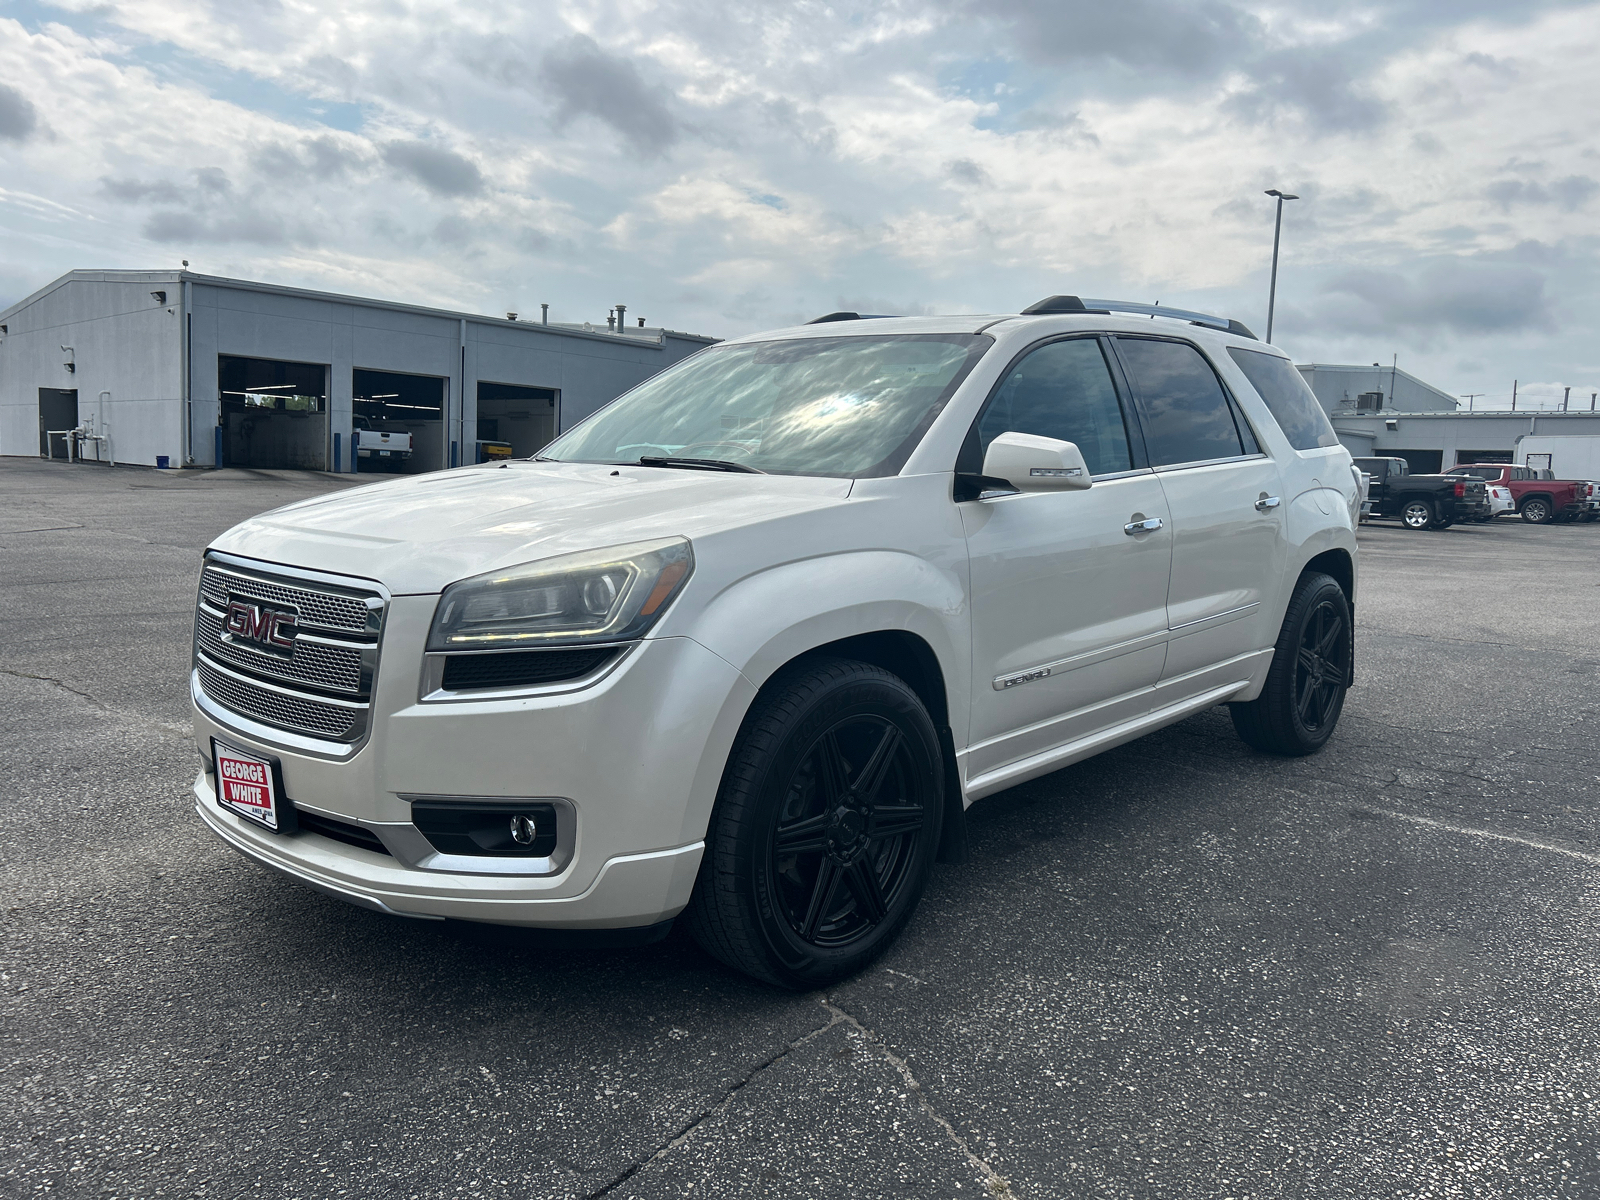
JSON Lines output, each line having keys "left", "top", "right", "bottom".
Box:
{"left": 354, "top": 369, "right": 445, "bottom": 473}
{"left": 219, "top": 356, "right": 327, "bottom": 470}
{"left": 38, "top": 388, "right": 78, "bottom": 458}
{"left": 476, "top": 382, "right": 558, "bottom": 462}
{"left": 1390, "top": 449, "right": 1444, "bottom": 475}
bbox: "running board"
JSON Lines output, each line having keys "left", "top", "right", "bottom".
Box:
{"left": 962, "top": 679, "right": 1251, "bottom": 802}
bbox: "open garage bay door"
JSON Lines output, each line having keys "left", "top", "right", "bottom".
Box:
{"left": 219, "top": 356, "right": 328, "bottom": 470}
{"left": 476, "top": 382, "right": 557, "bottom": 462}
{"left": 354, "top": 369, "right": 445, "bottom": 474}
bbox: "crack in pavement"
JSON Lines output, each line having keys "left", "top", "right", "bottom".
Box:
{"left": 581, "top": 997, "right": 1018, "bottom": 1199}
{"left": 822, "top": 1000, "right": 1016, "bottom": 1199}
{"left": 582, "top": 1007, "right": 842, "bottom": 1199}
{"left": 0, "top": 667, "right": 191, "bottom": 740}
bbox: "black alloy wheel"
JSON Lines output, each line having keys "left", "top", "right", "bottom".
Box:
{"left": 1401, "top": 499, "right": 1434, "bottom": 530}
{"left": 1231, "top": 571, "right": 1351, "bottom": 756}
{"left": 1521, "top": 497, "right": 1553, "bottom": 524}
{"left": 769, "top": 716, "right": 926, "bottom": 948}
{"left": 688, "top": 658, "right": 943, "bottom": 988}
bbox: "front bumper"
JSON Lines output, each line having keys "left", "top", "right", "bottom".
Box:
{"left": 194, "top": 775, "right": 704, "bottom": 927}
{"left": 192, "top": 611, "right": 757, "bottom": 928}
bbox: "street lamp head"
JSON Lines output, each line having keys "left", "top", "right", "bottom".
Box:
{"left": 1265, "top": 189, "right": 1300, "bottom": 201}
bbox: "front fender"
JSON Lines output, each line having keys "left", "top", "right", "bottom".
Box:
{"left": 677, "top": 549, "right": 970, "bottom": 733}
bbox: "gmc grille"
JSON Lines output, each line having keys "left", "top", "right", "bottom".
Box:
{"left": 194, "top": 557, "right": 384, "bottom": 746}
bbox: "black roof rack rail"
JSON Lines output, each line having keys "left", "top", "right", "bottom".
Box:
{"left": 1020, "top": 295, "right": 1257, "bottom": 340}
{"left": 805, "top": 311, "right": 901, "bottom": 324}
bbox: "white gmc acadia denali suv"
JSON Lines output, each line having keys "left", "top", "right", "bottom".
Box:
{"left": 192, "top": 296, "right": 1360, "bottom": 988}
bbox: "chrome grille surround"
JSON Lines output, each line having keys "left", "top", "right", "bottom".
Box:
{"left": 193, "top": 553, "right": 387, "bottom": 754}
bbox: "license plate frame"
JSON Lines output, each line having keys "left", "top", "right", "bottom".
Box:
{"left": 211, "top": 739, "right": 297, "bottom": 834}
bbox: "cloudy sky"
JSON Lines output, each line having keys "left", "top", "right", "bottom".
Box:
{"left": 3, "top": 0, "right": 1598, "bottom": 409}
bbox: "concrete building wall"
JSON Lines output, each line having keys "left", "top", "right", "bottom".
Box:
{"left": 0, "top": 272, "right": 183, "bottom": 466}
{"left": 2, "top": 271, "right": 717, "bottom": 470}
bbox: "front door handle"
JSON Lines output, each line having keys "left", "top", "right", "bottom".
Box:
{"left": 1255, "top": 495, "right": 1282, "bottom": 511}
{"left": 1124, "top": 517, "right": 1163, "bottom": 535}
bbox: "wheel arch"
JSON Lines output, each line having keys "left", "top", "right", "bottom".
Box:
{"left": 1304, "top": 547, "right": 1354, "bottom": 606}
{"left": 742, "top": 629, "right": 970, "bottom": 865}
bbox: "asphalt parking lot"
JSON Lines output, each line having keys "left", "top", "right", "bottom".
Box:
{"left": 4, "top": 457, "right": 1599, "bottom": 1200}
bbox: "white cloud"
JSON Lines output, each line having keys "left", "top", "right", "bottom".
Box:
{"left": 2, "top": 1, "right": 1599, "bottom": 401}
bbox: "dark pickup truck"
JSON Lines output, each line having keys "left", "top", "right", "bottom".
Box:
{"left": 1354, "top": 457, "right": 1489, "bottom": 530}
{"left": 1446, "top": 463, "right": 1589, "bottom": 524}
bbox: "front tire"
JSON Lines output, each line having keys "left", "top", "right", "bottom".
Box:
{"left": 687, "top": 658, "right": 943, "bottom": 989}
{"left": 1230, "top": 572, "right": 1351, "bottom": 756}
{"left": 1401, "top": 499, "right": 1434, "bottom": 530}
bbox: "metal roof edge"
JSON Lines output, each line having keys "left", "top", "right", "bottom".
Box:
{"left": 2, "top": 269, "right": 719, "bottom": 347}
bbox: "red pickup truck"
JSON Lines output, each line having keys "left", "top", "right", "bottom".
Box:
{"left": 1446, "top": 463, "right": 1588, "bottom": 524}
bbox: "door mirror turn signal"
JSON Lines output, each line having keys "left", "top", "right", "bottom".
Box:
{"left": 981, "top": 432, "right": 1093, "bottom": 493}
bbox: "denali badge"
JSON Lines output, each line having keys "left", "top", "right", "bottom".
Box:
{"left": 223, "top": 596, "right": 298, "bottom": 655}
{"left": 995, "top": 666, "right": 1052, "bottom": 690}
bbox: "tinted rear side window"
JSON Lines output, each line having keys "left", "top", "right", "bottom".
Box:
{"left": 976, "top": 338, "right": 1133, "bottom": 476}
{"left": 1226, "top": 348, "right": 1339, "bottom": 450}
{"left": 1115, "top": 338, "right": 1243, "bottom": 467}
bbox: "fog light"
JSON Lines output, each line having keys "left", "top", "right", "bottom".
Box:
{"left": 411, "top": 800, "right": 558, "bottom": 857}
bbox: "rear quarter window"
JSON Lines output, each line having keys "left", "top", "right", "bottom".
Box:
{"left": 1226, "top": 348, "right": 1340, "bottom": 451}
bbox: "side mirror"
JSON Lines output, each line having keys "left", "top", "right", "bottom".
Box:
{"left": 981, "top": 432, "right": 1092, "bottom": 492}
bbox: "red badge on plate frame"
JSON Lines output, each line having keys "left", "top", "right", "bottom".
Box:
{"left": 211, "top": 740, "right": 296, "bottom": 833}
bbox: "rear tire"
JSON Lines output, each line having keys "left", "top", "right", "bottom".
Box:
{"left": 687, "top": 658, "right": 944, "bottom": 989}
{"left": 1401, "top": 499, "right": 1434, "bottom": 530}
{"left": 1230, "top": 572, "right": 1351, "bottom": 757}
{"left": 1521, "top": 497, "right": 1553, "bottom": 524}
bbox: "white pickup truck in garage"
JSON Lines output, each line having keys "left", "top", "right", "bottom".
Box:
{"left": 352, "top": 417, "right": 411, "bottom": 467}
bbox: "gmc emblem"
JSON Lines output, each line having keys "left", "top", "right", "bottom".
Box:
{"left": 224, "top": 597, "right": 298, "bottom": 654}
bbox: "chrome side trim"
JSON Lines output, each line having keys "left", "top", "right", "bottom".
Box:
{"left": 1168, "top": 601, "right": 1259, "bottom": 634}
{"left": 992, "top": 629, "right": 1169, "bottom": 691}
{"left": 1154, "top": 452, "right": 1271, "bottom": 473}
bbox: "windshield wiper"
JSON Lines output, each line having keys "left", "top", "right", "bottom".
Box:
{"left": 636, "top": 456, "right": 766, "bottom": 474}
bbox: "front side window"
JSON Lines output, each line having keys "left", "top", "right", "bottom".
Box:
{"left": 1227, "top": 348, "right": 1339, "bottom": 451}
{"left": 543, "top": 333, "right": 991, "bottom": 478}
{"left": 974, "top": 338, "right": 1133, "bottom": 476}
{"left": 1450, "top": 466, "right": 1502, "bottom": 481}
{"left": 1115, "top": 337, "right": 1246, "bottom": 467}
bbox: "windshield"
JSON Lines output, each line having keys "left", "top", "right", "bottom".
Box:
{"left": 543, "top": 333, "right": 992, "bottom": 477}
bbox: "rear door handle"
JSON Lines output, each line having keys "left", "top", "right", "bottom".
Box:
{"left": 1255, "top": 495, "right": 1282, "bottom": 511}
{"left": 1124, "top": 517, "right": 1163, "bottom": 535}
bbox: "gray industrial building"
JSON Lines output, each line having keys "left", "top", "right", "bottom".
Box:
{"left": 7, "top": 273, "right": 1598, "bottom": 479}
{"left": 1325, "top": 410, "right": 1600, "bottom": 473}
{"left": 1298, "top": 362, "right": 1460, "bottom": 414}
{"left": 0, "top": 270, "right": 716, "bottom": 472}
{"left": 1292, "top": 361, "right": 1600, "bottom": 471}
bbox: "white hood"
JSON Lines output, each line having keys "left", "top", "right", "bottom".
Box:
{"left": 209, "top": 461, "right": 853, "bottom": 593}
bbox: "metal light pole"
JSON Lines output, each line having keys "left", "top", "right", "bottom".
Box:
{"left": 1264, "top": 189, "right": 1299, "bottom": 344}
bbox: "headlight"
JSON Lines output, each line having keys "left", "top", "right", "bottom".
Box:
{"left": 427, "top": 538, "right": 693, "bottom": 650}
